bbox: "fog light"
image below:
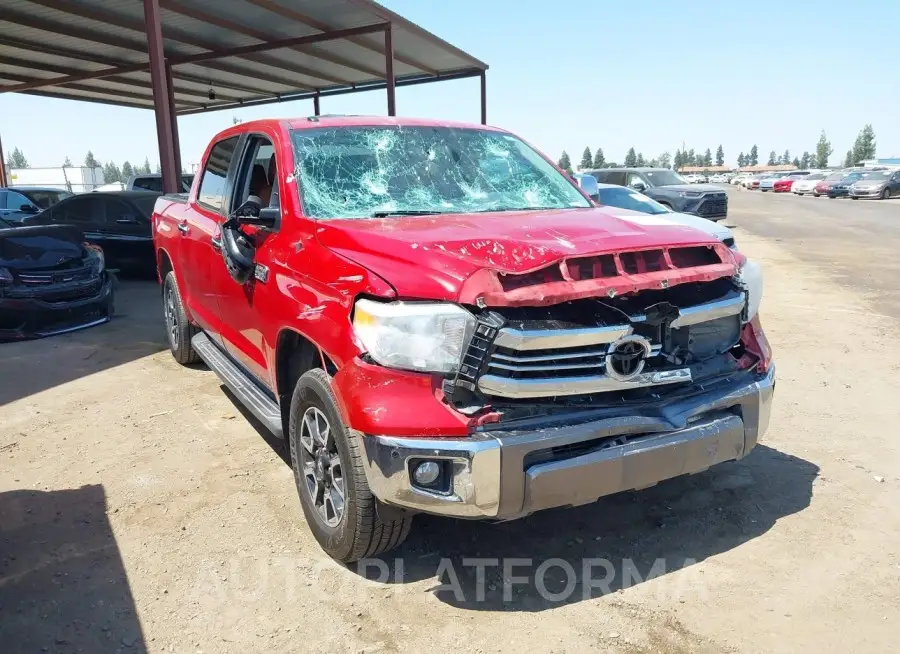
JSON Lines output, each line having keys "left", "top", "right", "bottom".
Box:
{"left": 413, "top": 461, "right": 441, "bottom": 486}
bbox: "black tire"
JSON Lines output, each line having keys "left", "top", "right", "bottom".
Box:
{"left": 851, "top": 196, "right": 859, "bottom": 200}
{"left": 813, "top": 193, "right": 820, "bottom": 197}
{"left": 882, "top": 187, "right": 892, "bottom": 200}
{"left": 289, "top": 368, "right": 412, "bottom": 563}
{"left": 162, "top": 271, "right": 200, "bottom": 365}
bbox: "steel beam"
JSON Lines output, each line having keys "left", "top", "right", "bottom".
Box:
{"left": 0, "top": 63, "right": 150, "bottom": 94}
{"left": 0, "top": 132, "right": 8, "bottom": 187}
{"left": 166, "top": 63, "right": 183, "bottom": 179}
{"left": 385, "top": 24, "right": 396, "bottom": 116}
{"left": 480, "top": 70, "right": 487, "bottom": 125}
{"left": 143, "top": 0, "right": 179, "bottom": 194}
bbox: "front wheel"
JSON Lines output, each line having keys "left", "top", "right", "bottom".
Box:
{"left": 882, "top": 187, "right": 892, "bottom": 199}
{"left": 813, "top": 193, "right": 820, "bottom": 197}
{"left": 162, "top": 271, "right": 199, "bottom": 365}
{"left": 289, "top": 369, "right": 412, "bottom": 563}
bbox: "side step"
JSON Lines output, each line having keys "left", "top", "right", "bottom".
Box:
{"left": 192, "top": 332, "right": 284, "bottom": 439}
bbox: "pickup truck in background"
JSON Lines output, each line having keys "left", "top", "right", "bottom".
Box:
{"left": 152, "top": 117, "right": 774, "bottom": 563}
{"left": 127, "top": 173, "right": 194, "bottom": 194}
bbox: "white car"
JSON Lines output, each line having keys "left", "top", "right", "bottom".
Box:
{"left": 591, "top": 182, "right": 736, "bottom": 247}
{"left": 791, "top": 172, "right": 827, "bottom": 195}
{"left": 709, "top": 174, "right": 728, "bottom": 183}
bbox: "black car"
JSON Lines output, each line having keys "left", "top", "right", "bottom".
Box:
{"left": 0, "top": 218, "right": 114, "bottom": 341}
{"left": 827, "top": 172, "right": 867, "bottom": 198}
{"left": 0, "top": 186, "right": 73, "bottom": 224}
{"left": 25, "top": 191, "right": 157, "bottom": 273}
{"left": 584, "top": 168, "right": 728, "bottom": 220}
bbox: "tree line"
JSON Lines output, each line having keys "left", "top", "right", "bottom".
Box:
{"left": 558, "top": 125, "right": 878, "bottom": 173}
{"left": 4, "top": 148, "right": 161, "bottom": 182}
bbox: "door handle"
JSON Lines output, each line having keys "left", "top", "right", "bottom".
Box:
{"left": 211, "top": 236, "right": 222, "bottom": 251}
{"left": 177, "top": 222, "right": 189, "bottom": 234}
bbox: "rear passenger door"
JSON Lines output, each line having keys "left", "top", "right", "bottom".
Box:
{"left": 99, "top": 198, "right": 153, "bottom": 271}
{"left": 182, "top": 136, "right": 240, "bottom": 341}
{"left": 48, "top": 196, "right": 104, "bottom": 236}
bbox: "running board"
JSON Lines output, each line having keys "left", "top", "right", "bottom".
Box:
{"left": 192, "top": 332, "right": 284, "bottom": 439}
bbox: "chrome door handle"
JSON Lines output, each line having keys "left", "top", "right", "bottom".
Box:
{"left": 177, "top": 223, "right": 189, "bottom": 234}
{"left": 210, "top": 236, "right": 222, "bottom": 250}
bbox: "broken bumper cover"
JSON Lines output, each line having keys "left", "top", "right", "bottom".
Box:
{"left": 0, "top": 273, "right": 114, "bottom": 341}
{"left": 360, "top": 366, "right": 775, "bottom": 519}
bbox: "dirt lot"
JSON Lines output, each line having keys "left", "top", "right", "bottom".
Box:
{"left": 2, "top": 190, "right": 900, "bottom": 653}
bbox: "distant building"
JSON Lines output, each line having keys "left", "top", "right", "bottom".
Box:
{"left": 860, "top": 158, "right": 900, "bottom": 169}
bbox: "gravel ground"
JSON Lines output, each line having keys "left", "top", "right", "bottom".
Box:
{"left": 2, "top": 190, "right": 899, "bottom": 653}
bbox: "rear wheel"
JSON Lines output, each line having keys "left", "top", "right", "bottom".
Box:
{"left": 813, "top": 193, "right": 820, "bottom": 197}
{"left": 162, "top": 271, "right": 199, "bottom": 365}
{"left": 851, "top": 196, "right": 859, "bottom": 200}
{"left": 289, "top": 368, "right": 412, "bottom": 563}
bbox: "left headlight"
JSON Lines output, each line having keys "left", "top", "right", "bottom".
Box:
{"left": 353, "top": 299, "right": 476, "bottom": 374}
{"left": 84, "top": 244, "right": 105, "bottom": 274}
{"left": 736, "top": 258, "right": 763, "bottom": 321}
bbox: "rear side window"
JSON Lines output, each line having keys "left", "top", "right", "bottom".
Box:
{"left": 604, "top": 171, "right": 627, "bottom": 186}
{"left": 132, "top": 176, "right": 163, "bottom": 193}
{"left": 198, "top": 136, "right": 239, "bottom": 213}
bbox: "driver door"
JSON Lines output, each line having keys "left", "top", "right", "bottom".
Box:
{"left": 215, "top": 131, "right": 282, "bottom": 388}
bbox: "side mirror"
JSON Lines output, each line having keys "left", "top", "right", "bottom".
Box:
{"left": 575, "top": 174, "right": 600, "bottom": 199}
{"left": 629, "top": 181, "right": 646, "bottom": 192}
{"left": 20, "top": 204, "right": 38, "bottom": 213}
{"left": 231, "top": 196, "right": 278, "bottom": 229}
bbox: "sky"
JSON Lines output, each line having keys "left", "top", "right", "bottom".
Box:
{"left": 2, "top": 0, "right": 898, "bottom": 172}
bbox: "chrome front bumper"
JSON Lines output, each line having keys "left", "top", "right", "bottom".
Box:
{"left": 360, "top": 367, "right": 775, "bottom": 519}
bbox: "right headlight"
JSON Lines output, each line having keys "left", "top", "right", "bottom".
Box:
{"left": 736, "top": 258, "right": 763, "bottom": 321}
{"left": 353, "top": 299, "right": 476, "bottom": 374}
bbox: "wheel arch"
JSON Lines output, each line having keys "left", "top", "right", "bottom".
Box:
{"left": 275, "top": 327, "right": 340, "bottom": 434}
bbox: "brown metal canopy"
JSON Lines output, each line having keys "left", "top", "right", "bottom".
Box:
{"left": 0, "top": 0, "right": 488, "bottom": 191}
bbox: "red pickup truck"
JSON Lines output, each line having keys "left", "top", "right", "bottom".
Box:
{"left": 153, "top": 116, "right": 774, "bottom": 562}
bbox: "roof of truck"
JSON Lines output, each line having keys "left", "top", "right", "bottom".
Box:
{"left": 284, "top": 115, "right": 506, "bottom": 131}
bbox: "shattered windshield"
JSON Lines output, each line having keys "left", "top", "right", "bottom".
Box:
{"left": 290, "top": 126, "right": 591, "bottom": 219}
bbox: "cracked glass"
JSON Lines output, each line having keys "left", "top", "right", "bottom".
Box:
{"left": 290, "top": 126, "right": 591, "bottom": 219}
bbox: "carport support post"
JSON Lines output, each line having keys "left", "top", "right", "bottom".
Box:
{"left": 165, "top": 62, "right": 183, "bottom": 178}
{"left": 143, "top": 0, "right": 179, "bottom": 194}
{"left": 480, "top": 70, "right": 487, "bottom": 125}
{"left": 384, "top": 24, "right": 396, "bottom": 116}
{"left": 0, "top": 131, "right": 7, "bottom": 187}
{"left": 313, "top": 93, "right": 320, "bottom": 116}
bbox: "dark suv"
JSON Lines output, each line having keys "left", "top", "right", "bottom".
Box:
{"left": 585, "top": 168, "right": 728, "bottom": 221}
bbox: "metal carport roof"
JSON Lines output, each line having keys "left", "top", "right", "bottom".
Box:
{"left": 0, "top": 0, "right": 488, "bottom": 190}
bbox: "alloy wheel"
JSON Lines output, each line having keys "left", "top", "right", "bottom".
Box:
{"left": 164, "top": 285, "right": 178, "bottom": 348}
{"left": 298, "top": 406, "right": 345, "bottom": 527}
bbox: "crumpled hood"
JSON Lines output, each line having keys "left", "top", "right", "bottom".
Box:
{"left": 317, "top": 207, "right": 728, "bottom": 301}
{"left": 0, "top": 224, "right": 86, "bottom": 271}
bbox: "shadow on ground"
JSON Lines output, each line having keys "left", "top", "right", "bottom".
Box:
{"left": 0, "top": 484, "right": 145, "bottom": 652}
{"left": 354, "top": 444, "right": 817, "bottom": 611}
{"left": 0, "top": 279, "right": 166, "bottom": 407}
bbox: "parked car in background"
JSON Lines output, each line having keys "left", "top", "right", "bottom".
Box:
{"left": 813, "top": 171, "right": 846, "bottom": 197}
{"left": 745, "top": 174, "right": 772, "bottom": 190}
{"left": 827, "top": 171, "right": 867, "bottom": 198}
{"left": 126, "top": 173, "right": 194, "bottom": 193}
{"left": 585, "top": 181, "right": 736, "bottom": 247}
{"left": 585, "top": 167, "right": 728, "bottom": 220}
{"left": 710, "top": 174, "right": 728, "bottom": 183}
{"left": 0, "top": 187, "right": 73, "bottom": 224}
{"left": 772, "top": 172, "right": 810, "bottom": 193}
{"left": 25, "top": 191, "right": 158, "bottom": 273}
{"left": 849, "top": 170, "right": 900, "bottom": 199}
{"left": 791, "top": 172, "right": 827, "bottom": 195}
{"left": 0, "top": 217, "right": 114, "bottom": 341}
{"left": 731, "top": 173, "right": 751, "bottom": 186}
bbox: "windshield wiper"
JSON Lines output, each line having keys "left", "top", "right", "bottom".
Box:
{"left": 371, "top": 210, "right": 445, "bottom": 218}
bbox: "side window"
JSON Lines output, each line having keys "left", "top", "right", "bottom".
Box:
{"left": 232, "top": 136, "right": 278, "bottom": 213}
{"left": 625, "top": 172, "right": 646, "bottom": 188}
{"left": 589, "top": 171, "right": 606, "bottom": 183}
{"left": 197, "top": 136, "right": 239, "bottom": 214}
{"left": 132, "top": 177, "right": 163, "bottom": 193}
{"left": 53, "top": 197, "right": 101, "bottom": 226}
{"left": 6, "top": 191, "right": 34, "bottom": 211}
{"left": 605, "top": 171, "right": 627, "bottom": 186}
{"left": 104, "top": 199, "right": 142, "bottom": 226}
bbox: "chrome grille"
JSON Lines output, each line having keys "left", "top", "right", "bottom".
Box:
{"left": 17, "top": 265, "right": 93, "bottom": 285}
{"left": 476, "top": 291, "right": 745, "bottom": 399}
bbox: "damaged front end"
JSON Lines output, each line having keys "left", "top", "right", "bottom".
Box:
{"left": 0, "top": 224, "right": 114, "bottom": 342}
{"left": 441, "top": 245, "right": 769, "bottom": 424}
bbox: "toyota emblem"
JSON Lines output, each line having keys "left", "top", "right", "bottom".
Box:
{"left": 605, "top": 335, "right": 652, "bottom": 381}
